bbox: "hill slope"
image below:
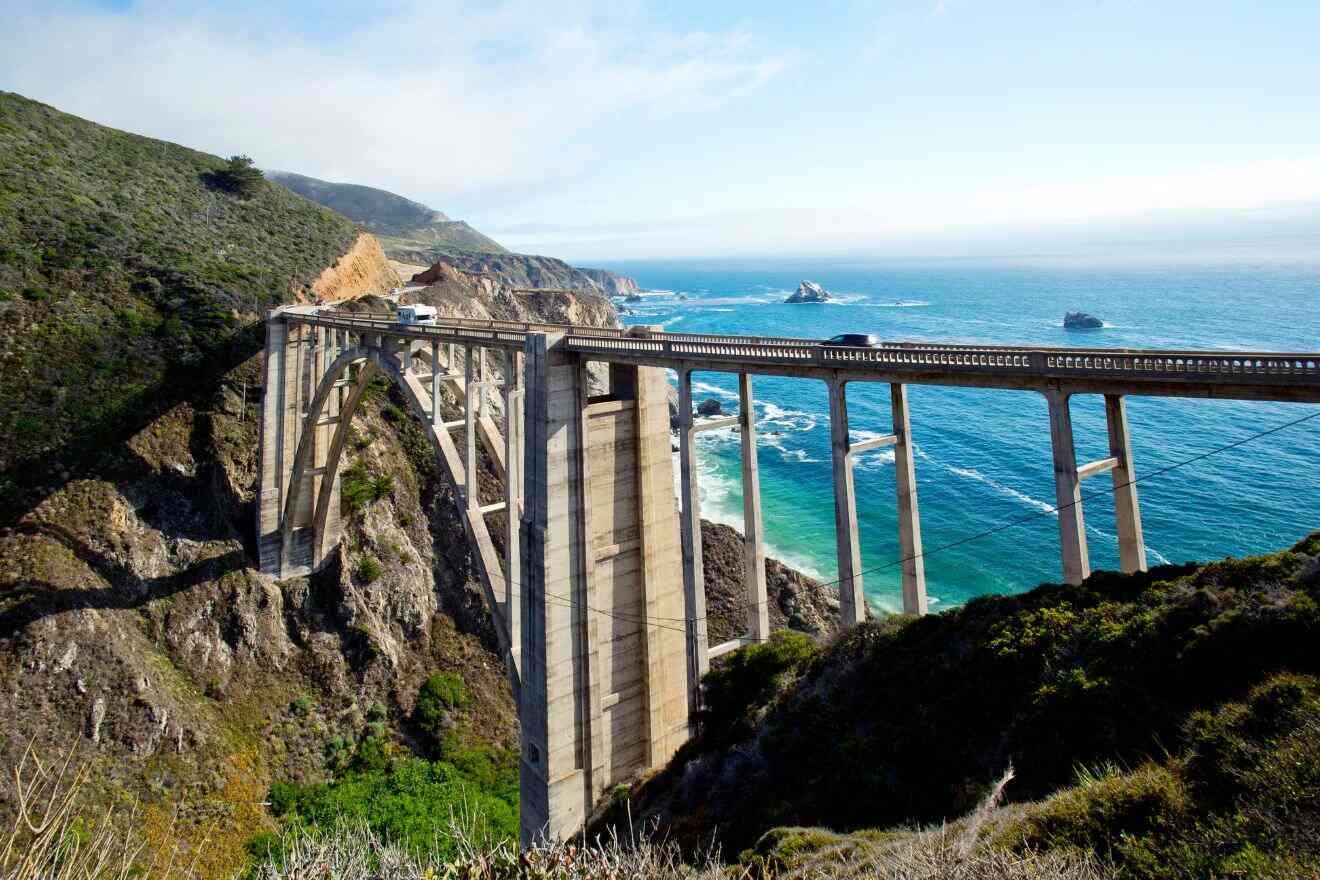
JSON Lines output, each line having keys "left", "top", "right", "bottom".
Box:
{"left": 613, "top": 534, "right": 1320, "bottom": 876}
{"left": 267, "top": 171, "right": 508, "bottom": 254}
{"left": 0, "top": 92, "right": 372, "bottom": 508}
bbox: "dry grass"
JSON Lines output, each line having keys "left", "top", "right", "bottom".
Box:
{"left": 3, "top": 749, "right": 1106, "bottom": 880}
{"left": 1, "top": 745, "right": 200, "bottom": 880}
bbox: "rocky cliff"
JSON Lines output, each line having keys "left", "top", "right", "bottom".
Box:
{"left": 576, "top": 266, "right": 641, "bottom": 298}
{"left": 308, "top": 233, "right": 401, "bottom": 302}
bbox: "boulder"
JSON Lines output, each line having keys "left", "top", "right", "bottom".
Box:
{"left": 785, "top": 280, "right": 830, "bottom": 303}
{"left": 1064, "top": 311, "right": 1104, "bottom": 329}
{"left": 697, "top": 398, "right": 723, "bottom": 417}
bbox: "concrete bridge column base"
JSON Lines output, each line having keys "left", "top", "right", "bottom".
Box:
{"left": 519, "top": 332, "right": 688, "bottom": 846}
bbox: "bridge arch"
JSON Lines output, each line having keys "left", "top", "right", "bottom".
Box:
{"left": 261, "top": 328, "right": 520, "bottom": 686}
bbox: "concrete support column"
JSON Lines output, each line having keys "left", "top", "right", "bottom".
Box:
{"left": 1046, "top": 389, "right": 1090, "bottom": 585}
{"left": 256, "top": 315, "right": 289, "bottom": 574}
{"left": 431, "top": 340, "right": 441, "bottom": 425}
{"left": 465, "top": 346, "right": 478, "bottom": 509}
{"left": 890, "top": 383, "right": 927, "bottom": 615}
{"left": 519, "top": 331, "right": 590, "bottom": 844}
{"left": 739, "top": 374, "right": 769, "bottom": 642}
{"left": 677, "top": 368, "right": 709, "bottom": 718}
{"left": 828, "top": 378, "right": 865, "bottom": 627}
{"left": 1105, "top": 394, "right": 1147, "bottom": 573}
{"left": 504, "top": 350, "right": 523, "bottom": 674}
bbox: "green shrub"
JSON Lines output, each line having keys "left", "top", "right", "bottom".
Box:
{"left": 340, "top": 459, "right": 392, "bottom": 513}
{"left": 353, "top": 555, "right": 383, "bottom": 584}
{"left": 261, "top": 755, "right": 518, "bottom": 861}
{"left": 416, "top": 673, "right": 469, "bottom": 729}
{"left": 212, "top": 154, "right": 265, "bottom": 198}
{"left": 700, "top": 629, "right": 817, "bottom": 733}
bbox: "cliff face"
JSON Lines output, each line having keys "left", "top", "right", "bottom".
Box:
{"left": 308, "top": 233, "right": 401, "bottom": 302}
{"left": 700, "top": 520, "right": 843, "bottom": 644}
{"left": 409, "top": 252, "right": 640, "bottom": 302}
{"left": 576, "top": 266, "right": 641, "bottom": 298}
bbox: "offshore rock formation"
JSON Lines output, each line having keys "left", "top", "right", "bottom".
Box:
{"left": 785, "top": 280, "right": 831, "bottom": 303}
{"left": 1064, "top": 311, "right": 1104, "bottom": 329}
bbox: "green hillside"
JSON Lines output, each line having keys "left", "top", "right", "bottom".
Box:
{"left": 615, "top": 534, "right": 1320, "bottom": 878}
{"left": 268, "top": 170, "right": 508, "bottom": 256}
{"left": 0, "top": 92, "right": 359, "bottom": 511}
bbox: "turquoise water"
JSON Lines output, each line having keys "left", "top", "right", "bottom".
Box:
{"left": 607, "top": 257, "right": 1320, "bottom": 613}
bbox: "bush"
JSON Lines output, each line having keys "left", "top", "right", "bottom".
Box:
{"left": 341, "top": 459, "right": 392, "bottom": 513}
{"left": 353, "top": 555, "right": 383, "bottom": 584}
{"left": 212, "top": 154, "right": 265, "bottom": 198}
{"left": 260, "top": 756, "right": 518, "bottom": 861}
{"left": 416, "top": 672, "right": 469, "bottom": 726}
{"left": 700, "top": 629, "right": 817, "bottom": 734}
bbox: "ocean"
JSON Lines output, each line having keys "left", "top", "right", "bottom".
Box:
{"left": 605, "top": 257, "right": 1320, "bottom": 613}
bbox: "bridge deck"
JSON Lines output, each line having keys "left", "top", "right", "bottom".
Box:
{"left": 285, "top": 310, "right": 1320, "bottom": 403}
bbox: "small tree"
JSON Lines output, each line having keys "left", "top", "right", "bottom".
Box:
{"left": 214, "top": 154, "right": 265, "bottom": 198}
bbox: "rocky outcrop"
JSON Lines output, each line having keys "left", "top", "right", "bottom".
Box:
{"left": 700, "top": 521, "right": 843, "bottom": 644}
{"left": 785, "top": 280, "right": 830, "bottom": 303}
{"left": 1064, "top": 311, "right": 1104, "bottom": 329}
{"left": 308, "top": 233, "right": 402, "bottom": 303}
{"left": 410, "top": 252, "right": 602, "bottom": 295}
{"left": 697, "top": 399, "right": 724, "bottom": 417}
{"left": 576, "top": 267, "right": 642, "bottom": 298}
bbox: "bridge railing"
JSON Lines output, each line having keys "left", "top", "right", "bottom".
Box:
{"left": 285, "top": 310, "right": 1320, "bottom": 387}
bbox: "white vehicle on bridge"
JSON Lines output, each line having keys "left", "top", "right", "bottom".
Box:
{"left": 397, "top": 304, "right": 437, "bottom": 326}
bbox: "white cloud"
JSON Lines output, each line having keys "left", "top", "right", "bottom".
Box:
{"left": 1, "top": 0, "right": 788, "bottom": 211}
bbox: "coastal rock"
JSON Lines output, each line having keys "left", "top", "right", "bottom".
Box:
{"left": 624, "top": 293, "right": 643, "bottom": 303}
{"left": 697, "top": 398, "right": 723, "bottom": 417}
{"left": 786, "top": 280, "right": 830, "bottom": 304}
{"left": 1064, "top": 311, "right": 1104, "bottom": 329}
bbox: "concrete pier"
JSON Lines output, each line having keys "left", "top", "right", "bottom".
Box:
{"left": 890, "top": 383, "right": 927, "bottom": 615}
{"left": 1105, "top": 395, "right": 1147, "bottom": 574}
{"left": 828, "top": 379, "right": 866, "bottom": 626}
{"left": 739, "top": 374, "right": 770, "bottom": 641}
{"left": 518, "top": 333, "right": 688, "bottom": 846}
{"left": 677, "top": 368, "right": 710, "bottom": 717}
{"left": 1046, "top": 389, "right": 1090, "bottom": 585}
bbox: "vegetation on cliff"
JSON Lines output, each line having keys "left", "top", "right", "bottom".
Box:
{"left": 617, "top": 533, "right": 1320, "bottom": 878}
{"left": 0, "top": 91, "right": 359, "bottom": 509}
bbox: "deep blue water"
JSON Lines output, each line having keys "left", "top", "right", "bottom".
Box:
{"left": 605, "top": 257, "right": 1320, "bottom": 613}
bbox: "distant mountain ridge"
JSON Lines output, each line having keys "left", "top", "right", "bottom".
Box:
{"left": 267, "top": 171, "right": 508, "bottom": 254}
{"left": 270, "top": 171, "right": 643, "bottom": 299}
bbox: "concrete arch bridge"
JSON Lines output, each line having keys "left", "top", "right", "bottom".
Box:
{"left": 256, "top": 305, "right": 1320, "bottom": 844}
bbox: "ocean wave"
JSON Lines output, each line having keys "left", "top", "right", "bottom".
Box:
{"left": 669, "top": 449, "right": 827, "bottom": 580}
{"left": 947, "top": 465, "right": 1057, "bottom": 515}
{"left": 692, "top": 381, "right": 739, "bottom": 400}
{"left": 759, "top": 401, "right": 818, "bottom": 432}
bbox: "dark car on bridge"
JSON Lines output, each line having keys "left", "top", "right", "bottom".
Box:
{"left": 822, "top": 333, "right": 882, "bottom": 347}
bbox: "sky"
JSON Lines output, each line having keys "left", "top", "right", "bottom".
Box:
{"left": 4, "top": 0, "right": 1320, "bottom": 261}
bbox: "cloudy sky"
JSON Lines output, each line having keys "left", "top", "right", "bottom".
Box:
{"left": 5, "top": 0, "right": 1320, "bottom": 261}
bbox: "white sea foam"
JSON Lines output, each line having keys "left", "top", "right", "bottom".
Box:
{"left": 670, "top": 447, "right": 827, "bottom": 580}
{"left": 758, "top": 401, "right": 818, "bottom": 432}
{"left": 692, "top": 381, "right": 739, "bottom": 400}
{"left": 947, "top": 465, "right": 1058, "bottom": 515}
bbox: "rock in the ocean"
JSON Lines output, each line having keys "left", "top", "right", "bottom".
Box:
{"left": 785, "top": 280, "right": 831, "bottom": 303}
{"left": 697, "top": 398, "right": 724, "bottom": 417}
{"left": 624, "top": 293, "right": 643, "bottom": 302}
{"left": 1064, "top": 311, "right": 1104, "bottom": 329}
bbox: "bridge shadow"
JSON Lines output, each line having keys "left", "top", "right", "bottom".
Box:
{"left": 0, "top": 321, "right": 266, "bottom": 533}
{"left": 0, "top": 520, "right": 249, "bottom": 639}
